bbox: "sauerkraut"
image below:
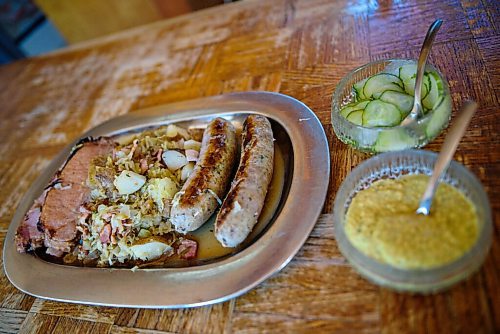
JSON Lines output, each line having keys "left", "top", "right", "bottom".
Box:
{"left": 76, "top": 125, "right": 201, "bottom": 266}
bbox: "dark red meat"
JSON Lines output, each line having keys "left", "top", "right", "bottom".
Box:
{"left": 16, "top": 137, "right": 115, "bottom": 255}
{"left": 177, "top": 238, "right": 198, "bottom": 260}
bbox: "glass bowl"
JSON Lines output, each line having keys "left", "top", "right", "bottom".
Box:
{"left": 331, "top": 59, "right": 452, "bottom": 153}
{"left": 333, "top": 150, "right": 492, "bottom": 293}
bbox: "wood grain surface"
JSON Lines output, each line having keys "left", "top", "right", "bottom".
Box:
{"left": 0, "top": 0, "right": 498, "bottom": 333}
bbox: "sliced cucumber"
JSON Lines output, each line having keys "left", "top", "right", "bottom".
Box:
{"left": 374, "top": 128, "right": 417, "bottom": 152}
{"left": 434, "top": 71, "right": 444, "bottom": 93}
{"left": 422, "top": 76, "right": 431, "bottom": 101}
{"left": 379, "top": 90, "right": 414, "bottom": 117}
{"left": 399, "top": 64, "right": 434, "bottom": 99}
{"left": 422, "top": 72, "right": 442, "bottom": 110}
{"left": 340, "top": 100, "right": 370, "bottom": 118}
{"left": 426, "top": 95, "right": 452, "bottom": 138}
{"left": 362, "top": 100, "right": 402, "bottom": 127}
{"left": 402, "top": 74, "right": 430, "bottom": 99}
{"left": 346, "top": 109, "right": 364, "bottom": 126}
{"left": 399, "top": 64, "right": 418, "bottom": 83}
{"left": 363, "top": 73, "right": 404, "bottom": 99}
{"left": 353, "top": 78, "right": 368, "bottom": 100}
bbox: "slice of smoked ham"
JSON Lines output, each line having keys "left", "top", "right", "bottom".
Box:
{"left": 16, "top": 137, "right": 115, "bottom": 254}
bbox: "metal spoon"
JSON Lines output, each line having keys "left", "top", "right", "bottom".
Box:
{"left": 416, "top": 101, "right": 478, "bottom": 215}
{"left": 400, "top": 19, "right": 443, "bottom": 126}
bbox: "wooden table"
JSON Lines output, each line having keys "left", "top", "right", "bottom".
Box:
{"left": 0, "top": 0, "right": 498, "bottom": 333}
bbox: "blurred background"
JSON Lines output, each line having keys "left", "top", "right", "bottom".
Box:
{"left": 0, "top": 0, "right": 230, "bottom": 65}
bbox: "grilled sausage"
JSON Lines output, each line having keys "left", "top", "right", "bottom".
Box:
{"left": 170, "top": 118, "right": 237, "bottom": 233}
{"left": 214, "top": 115, "right": 274, "bottom": 247}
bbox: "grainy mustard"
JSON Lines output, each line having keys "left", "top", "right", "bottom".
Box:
{"left": 345, "top": 174, "right": 478, "bottom": 269}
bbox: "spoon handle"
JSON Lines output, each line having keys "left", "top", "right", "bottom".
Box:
{"left": 400, "top": 19, "right": 443, "bottom": 126}
{"left": 416, "top": 101, "right": 478, "bottom": 215}
{"left": 414, "top": 19, "right": 443, "bottom": 107}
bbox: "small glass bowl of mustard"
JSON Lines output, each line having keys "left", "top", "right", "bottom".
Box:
{"left": 333, "top": 150, "right": 492, "bottom": 293}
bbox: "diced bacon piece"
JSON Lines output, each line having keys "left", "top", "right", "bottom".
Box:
{"left": 100, "top": 224, "right": 111, "bottom": 244}
{"left": 177, "top": 238, "right": 198, "bottom": 260}
{"left": 140, "top": 158, "right": 149, "bottom": 173}
{"left": 156, "top": 148, "right": 163, "bottom": 162}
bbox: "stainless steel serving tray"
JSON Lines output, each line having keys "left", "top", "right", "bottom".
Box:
{"left": 3, "top": 92, "right": 330, "bottom": 308}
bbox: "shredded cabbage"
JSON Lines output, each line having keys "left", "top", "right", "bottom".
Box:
{"left": 76, "top": 125, "right": 200, "bottom": 266}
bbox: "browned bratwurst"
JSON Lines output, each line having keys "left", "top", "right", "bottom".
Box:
{"left": 170, "top": 117, "right": 237, "bottom": 233}
{"left": 215, "top": 115, "right": 274, "bottom": 247}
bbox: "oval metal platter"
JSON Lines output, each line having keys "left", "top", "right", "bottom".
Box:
{"left": 3, "top": 92, "right": 330, "bottom": 308}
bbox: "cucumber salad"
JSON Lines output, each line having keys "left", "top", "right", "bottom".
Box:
{"left": 342, "top": 63, "right": 445, "bottom": 127}
{"left": 333, "top": 60, "right": 451, "bottom": 152}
